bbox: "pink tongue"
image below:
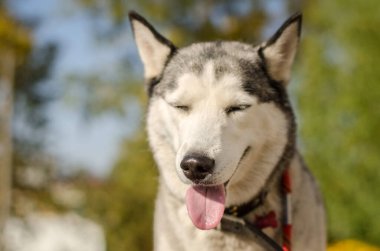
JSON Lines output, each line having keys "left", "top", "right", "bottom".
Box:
{"left": 185, "top": 185, "right": 225, "bottom": 230}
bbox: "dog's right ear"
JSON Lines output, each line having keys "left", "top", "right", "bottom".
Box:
{"left": 129, "top": 11, "right": 176, "bottom": 81}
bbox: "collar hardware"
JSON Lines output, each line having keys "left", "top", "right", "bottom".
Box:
{"left": 220, "top": 167, "right": 292, "bottom": 251}
{"left": 225, "top": 190, "right": 268, "bottom": 218}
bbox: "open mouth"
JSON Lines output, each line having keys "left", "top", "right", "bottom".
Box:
{"left": 185, "top": 146, "right": 251, "bottom": 230}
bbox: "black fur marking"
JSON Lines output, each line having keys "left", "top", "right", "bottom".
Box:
{"left": 146, "top": 76, "right": 161, "bottom": 97}
{"left": 240, "top": 45, "right": 297, "bottom": 211}
{"left": 239, "top": 59, "right": 279, "bottom": 103}
{"left": 256, "top": 47, "right": 290, "bottom": 107}
{"left": 265, "top": 12, "right": 302, "bottom": 47}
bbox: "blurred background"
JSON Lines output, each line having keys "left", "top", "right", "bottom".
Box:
{"left": 0, "top": 0, "right": 379, "bottom": 250}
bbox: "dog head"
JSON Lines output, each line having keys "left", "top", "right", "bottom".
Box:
{"left": 130, "top": 11, "right": 300, "bottom": 229}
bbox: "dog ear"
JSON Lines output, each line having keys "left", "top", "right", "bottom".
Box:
{"left": 261, "top": 13, "right": 302, "bottom": 85}
{"left": 129, "top": 11, "right": 176, "bottom": 80}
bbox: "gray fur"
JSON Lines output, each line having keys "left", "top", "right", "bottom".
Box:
{"left": 129, "top": 11, "right": 326, "bottom": 251}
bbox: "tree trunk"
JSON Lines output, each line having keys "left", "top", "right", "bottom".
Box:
{"left": 0, "top": 48, "right": 15, "bottom": 248}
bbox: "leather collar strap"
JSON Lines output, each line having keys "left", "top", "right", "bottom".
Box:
{"left": 219, "top": 215, "right": 283, "bottom": 251}
{"left": 224, "top": 190, "right": 268, "bottom": 218}
{"left": 219, "top": 167, "right": 292, "bottom": 251}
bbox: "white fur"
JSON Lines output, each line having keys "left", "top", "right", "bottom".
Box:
{"left": 131, "top": 12, "right": 326, "bottom": 251}
{"left": 131, "top": 20, "right": 172, "bottom": 79}
{"left": 263, "top": 22, "right": 299, "bottom": 83}
{"left": 164, "top": 62, "right": 264, "bottom": 191}
{"left": 148, "top": 61, "right": 289, "bottom": 202}
{"left": 147, "top": 62, "right": 326, "bottom": 250}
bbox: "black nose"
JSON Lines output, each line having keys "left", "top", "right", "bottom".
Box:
{"left": 180, "top": 154, "right": 215, "bottom": 181}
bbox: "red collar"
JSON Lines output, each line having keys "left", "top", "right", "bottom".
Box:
{"left": 281, "top": 168, "right": 292, "bottom": 251}
{"left": 254, "top": 210, "right": 278, "bottom": 229}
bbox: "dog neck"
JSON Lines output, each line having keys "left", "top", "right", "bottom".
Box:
{"left": 220, "top": 165, "right": 293, "bottom": 251}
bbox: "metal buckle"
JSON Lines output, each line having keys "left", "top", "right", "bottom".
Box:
{"left": 219, "top": 215, "right": 246, "bottom": 234}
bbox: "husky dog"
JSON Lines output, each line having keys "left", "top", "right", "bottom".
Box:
{"left": 129, "top": 11, "right": 326, "bottom": 251}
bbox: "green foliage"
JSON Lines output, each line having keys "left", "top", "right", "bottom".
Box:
{"left": 297, "top": 0, "right": 380, "bottom": 244}
{"left": 79, "top": 0, "right": 270, "bottom": 45}
{"left": 8, "top": 0, "right": 378, "bottom": 249}
{"left": 83, "top": 130, "right": 157, "bottom": 251}
{"left": 13, "top": 44, "right": 58, "bottom": 150}
{"left": 79, "top": 0, "right": 376, "bottom": 249}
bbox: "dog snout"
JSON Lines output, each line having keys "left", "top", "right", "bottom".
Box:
{"left": 180, "top": 154, "right": 215, "bottom": 181}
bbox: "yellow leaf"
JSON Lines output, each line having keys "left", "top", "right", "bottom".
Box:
{"left": 328, "top": 240, "right": 380, "bottom": 251}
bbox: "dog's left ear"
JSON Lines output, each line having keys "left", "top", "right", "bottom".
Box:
{"left": 261, "top": 13, "right": 302, "bottom": 85}
{"left": 129, "top": 11, "right": 176, "bottom": 80}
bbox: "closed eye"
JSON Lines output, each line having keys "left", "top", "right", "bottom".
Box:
{"left": 174, "top": 105, "right": 189, "bottom": 111}
{"left": 170, "top": 104, "right": 190, "bottom": 112}
{"left": 163, "top": 98, "right": 190, "bottom": 112}
{"left": 225, "top": 104, "right": 251, "bottom": 115}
